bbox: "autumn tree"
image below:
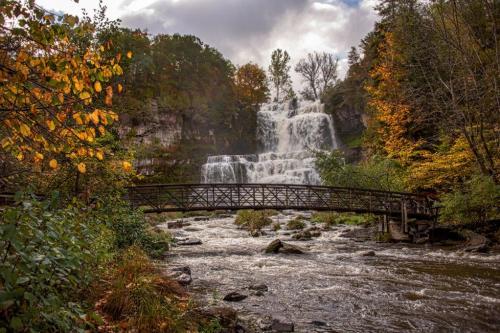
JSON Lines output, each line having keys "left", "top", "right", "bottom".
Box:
{"left": 268, "top": 49, "right": 291, "bottom": 102}
{"left": 0, "top": 0, "right": 125, "bottom": 179}
{"left": 234, "top": 62, "right": 269, "bottom": 107}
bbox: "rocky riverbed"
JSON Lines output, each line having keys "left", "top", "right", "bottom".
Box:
{"left": 159, "top": 212, "right": 500, "bottom": 332}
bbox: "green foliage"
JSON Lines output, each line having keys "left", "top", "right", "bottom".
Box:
{"left": 286, "top": 217, "right": 306, "bottom": 230}
{"left": 439, "top": 175, "right": 500, "bottom": 224}
{"left": 0, "top": 193, "right": 113, "bottom": 332}
{"left": 316, "top": 151, "right": 406, "bottom": 191}
{"left": 199, "top": 319, "right": 223, "bottom": 333}
{"left": 311, "top": 212, "right": 375, "bottom": 226}
{"left": 100, "top": 199, "right": 171, "bottom": 259}
{"left": 268, "top": 49, "right": 292, "bottom": 102}
{"left": 235, "top": 210, "right": 273, "bottom": 233}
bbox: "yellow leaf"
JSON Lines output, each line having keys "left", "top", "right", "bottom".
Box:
{"left": 16, "top": 152, "right": 24, "bottom": 161}
{"left": 90, "top": 110, "right": 99, "bottom": 125}
{"left": 122, "top": 161, "right": 132, "bottom": 172}
{"left": 34, "top": 152, "right": 44, "bottom": 162}
{"left": 73, "top": 113, "right": 83, "bottom": 125}
{"left": 96, "top": 151, "right": 104, "bottom": 160}
{"left": 79, "top": 91, "right": 91, "bottom": 103}
{"left": 98, "top": 126, "right": 106, "bottom": 135}
{"left": 77, "top": 163, "right": 86, "bottom": 174}
{"left": 94, "top": 81, "right": 102, "bottom": 93}
{"left": 127, "top": 51, "right": 133, "bottom": 59}
{"left": 46, "top": 120, "right": 56, "bottom": 131}
{"left": 20, "top": 123, "right": 31, "bottom": 137}
{"left": 117, "top": 83, "right": 123, "bottom": 93}
{"left": 49, "top": 159, "right": 58, "bottom": 169}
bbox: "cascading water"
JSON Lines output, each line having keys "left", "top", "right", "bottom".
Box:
{"left": 201, "top": 100, "right": 337, "bottom": 184}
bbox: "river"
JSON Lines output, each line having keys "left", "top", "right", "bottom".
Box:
{"left": 162, "top": 212, "right": 500, "bottom": 333}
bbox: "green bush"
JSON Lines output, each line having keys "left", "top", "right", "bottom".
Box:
{"left": 286, "top": 217, "right": 306, "bottom": 230}
{"left": 311, "top": 212, "right": 375, "bottom": 226}
{"left": 234, "top": 210, "right": 273, "bottom": 233}
{"left": 0, "top": 193, "right": 113, "bottom": 332}
{"left": 97, "top": 199, "right": 171, "bottom": 259}
{"left": 315, "top": 151, "right": 406, "bottom": 191}
{"left": 439, "top": 174, "right": 500, "bottom": 224}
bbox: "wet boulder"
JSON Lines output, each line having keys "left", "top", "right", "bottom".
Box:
{"left": 461, "top": 230, "right": 491, "bottom": 253}
{"left": 264, "top": 239, "right": 305, "bottom": 254}
{"left": 176, "top": 238, "right": 202, "bottom": 246}
{"left": 167, "top": 220, "right": 191, "bottom": 229}
{"left": 292, "top": 230, "right": 312, "bottom": 241}
{"left": 358, "top": 250, "right": 376, "bottom": 257}
{"left": 223, "top": 291, "right": 248, "bottom": 302}
{"left": 249, "top": 284, "right": 268, "bottom": 292}
{"left": 163, "top": 266, "right": 192, "bottom": 286}
{"left": 270, "top": 319, "right": 294, "bottom": 332}
{"left": 194, "top": 217, "right": 210, "bottom": 221}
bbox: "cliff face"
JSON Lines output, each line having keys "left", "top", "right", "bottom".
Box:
{"left": 119, "top": 100, "right": 183, "bottom": 149}
{"left": 324, "top": 104, "right": 365, "bottom": 163}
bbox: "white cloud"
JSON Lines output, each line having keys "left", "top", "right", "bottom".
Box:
{"left": 36, "top": 0, "right": 379, "bottom": 90}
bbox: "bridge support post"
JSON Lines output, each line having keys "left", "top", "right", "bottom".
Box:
{"left": 401, "top": 201, "right": 408, "bottom": 233}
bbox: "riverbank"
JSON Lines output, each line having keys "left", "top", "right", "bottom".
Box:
{"left": 157, "top": 212, "right": 500, "bottom": 332}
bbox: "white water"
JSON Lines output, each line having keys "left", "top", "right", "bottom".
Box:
{"left": 201, "top": 100, "right": 337, "bottom": 184}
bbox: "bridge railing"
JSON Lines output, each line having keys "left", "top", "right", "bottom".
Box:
{"left": 125, "top": 183, "right": 437, "bottom": 219}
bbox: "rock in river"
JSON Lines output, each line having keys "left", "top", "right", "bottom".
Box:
{"left": 223, "top": 292, "right": 248, "bottom": 302}
{"left": 167, "top": 220, "right": 191, "bottom": 229}
{"left": 176, "top": 238, "right": 202, "bottom": 246}
{"left": 270, "top": 319, "right": 294, "bottom": 332}
{"left": 264, "top": 239, "right": 305, "bottom": 254}
{"left": 249, "top": 284, "right": 269, "bottom": 292}
{"left": 359, "top": 250, "right": 376, "bottom": 257}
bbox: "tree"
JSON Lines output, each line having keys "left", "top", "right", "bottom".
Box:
{"left": 234, "top": 63, "right": 269, "bottom": 107}
{"left": 318, "top": 52, "right": 338, "bottom": 95}
{"left": 295, "top": 53, "right": 321, "bottom": 100}
{"left": 295, "top": 51, "right": 338, "bottom": 100}
{"left": 0, "top": 1, "right": 123, "bottom": 175}
{"left": 268, "top": 49, "right": 291, "bottom": 102}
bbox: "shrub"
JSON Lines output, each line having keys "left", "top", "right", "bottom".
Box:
{"left": 98, "top": 199, "right": 171, "bottom": 259}
{"left": 235, "top": 210, "right": 273, "bottom": 233}
{"left": 311, "top": 212, "right": 339, "bottom": 226}
{"left": 311, "top": 212, "right": 375, "bottom": 226}
{"left": 315, "top": 151, "right": 406, "bottom": 191}
{"left": 286, "top": 217, "right": 306, "bottom": 230}
{"left": 0, "top": 193, "right": 113, "bottom": 332}
{"left": 439, "top": 174, "right": 500, "bottom": 224}
{"left": 96, "top": 247, "right": 191, "bottom": 332}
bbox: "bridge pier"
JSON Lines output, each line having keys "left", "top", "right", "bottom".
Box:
{"left": 401, "top": 201, "right": 408, "bottom": 234}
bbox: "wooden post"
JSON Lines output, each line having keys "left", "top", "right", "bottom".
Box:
{"left": 401, "top": 201, "right": 408, "bottom": 233}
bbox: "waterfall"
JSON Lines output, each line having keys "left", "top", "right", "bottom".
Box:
{"left": 201, "top": 99, "right": 338, "bottom": 184}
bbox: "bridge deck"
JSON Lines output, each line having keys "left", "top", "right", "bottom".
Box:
{"left": 125, "top": 183, "right": 437, "bottom": 219}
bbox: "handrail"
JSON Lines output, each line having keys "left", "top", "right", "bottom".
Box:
{"left": 125, "top": 183, "right": 437, "bottom": 218}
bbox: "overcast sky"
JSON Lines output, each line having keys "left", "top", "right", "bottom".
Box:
{"left": 38, "top": 0, "right": 378, "bottom": 86}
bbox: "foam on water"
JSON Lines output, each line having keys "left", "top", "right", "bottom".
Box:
{"left": 201, "top": 100, "right": 337, "bottom": 184}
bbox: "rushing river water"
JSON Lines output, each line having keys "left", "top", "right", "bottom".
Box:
{"left": 162, "top": 213, "right": 500, "bottom": 333}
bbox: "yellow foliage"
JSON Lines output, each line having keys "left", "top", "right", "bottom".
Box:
{"left": 122, "top": 161, "right": 133, "bottom": 172}
{"left": 77, "top": 163, "right": 87, "bottom": 174}
{"left": 49, "top": 159, "right": 58, "bottom": 169}
{"left": 0, "top": 2, "right": 124, "bottom": 173}
{"left": 408, "top": 136, "right": 476, "bottom": 191}
{"left": 94, "top": 81, "right": 102, "bottom": 93}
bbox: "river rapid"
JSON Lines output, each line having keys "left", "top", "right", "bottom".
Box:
{"left": 161, "top": 212, "right": 500, "bottom": 333}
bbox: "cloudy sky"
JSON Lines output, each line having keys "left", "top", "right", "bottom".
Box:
{"left": 38, "top": 0, "right": 378, "bottom": 84}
